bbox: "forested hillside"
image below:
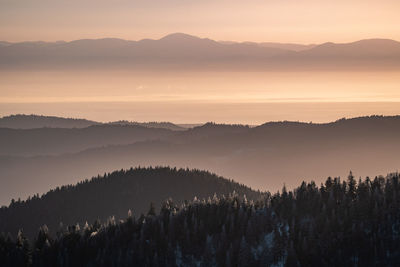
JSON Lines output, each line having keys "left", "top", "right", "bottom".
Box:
{"left": 0, "top": 167, "right": 261, "bottom": 239}
{"left": 1, "top": 172, "right": 399, "bottom": 266}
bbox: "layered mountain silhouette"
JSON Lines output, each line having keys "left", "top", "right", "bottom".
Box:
{"left": 0, "top": 124, "right": 175, "bottom": 156}
{"left": 0, "top": 167, "right": 261, "bottom": 239}
{"left": 0, "top": 114, "right": 98, "bottom": 129}
{"left": 0, "top": 115, "right": 192, "bottom": 156}
{"left": 0, "top": 114, "right": 187, "bottom": 130}
{"left": 1, "top": 115, "right": 400, "bottom": 205}
{"left": 1, "top": 33, "right": 399, "bottom": 70}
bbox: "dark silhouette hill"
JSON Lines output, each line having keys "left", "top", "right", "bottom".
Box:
{"left": 0, "top": 167, "right": 261, "bottom": 239}
{"left": 2, "top": 172, "right": 399, "bottom": 266}
{"left": 0, "top": 124, "right": 175, "bottom": 156}
{"left": 0, "top": 114, "right": 97, "bottom": 129}
{"left": 2, "top": 34, "right": 399, "bottom": 70}
{"left": 0, "top": 114, "right": 189, "bottom": 131}
{"left": 1, "top": 115, "right": 400, "bottom": 205}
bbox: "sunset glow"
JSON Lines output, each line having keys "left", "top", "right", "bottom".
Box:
{"left": 1, "top": 0, "right": 399, "bottom": 43}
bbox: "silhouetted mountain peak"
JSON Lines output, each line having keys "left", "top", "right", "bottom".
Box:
{"left": 157, "top": 33, "right": 219, "bottom": 48}
{"left": 158, "top": 33, "right": 214, "bottom": 43}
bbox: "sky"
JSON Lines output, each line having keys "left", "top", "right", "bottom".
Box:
{"left": 1, "top": 0, "right": 400, "bottom": 124}
{"left": 1, "top": 70, "right": 400, "bottom": 123}
{"left": 1, "top": 0, "right": 400, "bottom": 43}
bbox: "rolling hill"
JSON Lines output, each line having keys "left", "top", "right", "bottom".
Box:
{"left": 0, "top": 114, "right": 188, "bottom": 131}
{"left": 0, "top": 167, "right": 261, "bottom": 239}
{"left": 1, "top": 171, "right": 399, "bottom": 266}
{"left": 0, "top": 114, "right": 98, "bottom": 129}
{"left": 0, "top": 124, "right": 175, "bottom": 156}
{"left": 1, "top": 115, "right": 400, "bottom": 205}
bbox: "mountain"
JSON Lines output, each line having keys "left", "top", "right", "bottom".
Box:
{"left": 0, "top": 114, "right": 98, "bottom": 129}
{"left": 300, "top": 38, "right": 400, "bottom": 57}
{"left": 2, "top": 172, "right": 399, "bottom": 266}
{"left": 0, "top": 33, "right": 287, "bottom": 70}
{"left": 170, "top": 122, "right": 250, "bottom": 143}
{"left": 285, "top": 38, "right": 400, "bottom": 70}
{"left": 0, "top": 167, "right": 261, "bottom": 239}
{"left": 0, "top": 124, "right": 175, "bottom": 156}
{"left": 2, "top": 34, "right": 399, "bottom": 70}
{"left": 1, "top": 115, "right": 400, "bottom": 205}
{"left": 0, "top": 114, "right": 188, "bottom": 131}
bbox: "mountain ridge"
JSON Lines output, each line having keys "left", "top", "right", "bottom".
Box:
{"left": 1, "top": 115, "right": 400, "bottom": 205}
{"left": 0, "top": 166, "right": 261, "bottom": 239}
{"left": 2, "top": 33, "right": 400, "bottom": 70}
{"left": 2, "top": 33, "right": 399, "bottom": 48}
{"left": 0, "top": 114, "right": 189, "bottom": 131}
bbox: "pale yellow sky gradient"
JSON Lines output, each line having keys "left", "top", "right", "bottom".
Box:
{"left": 1, "top": 0, "right": 400, "bottom": 124}
{"left": 1, "top": 0, "right": 399, "bottom": 43}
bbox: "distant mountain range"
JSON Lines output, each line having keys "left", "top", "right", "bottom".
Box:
{"left": 0, "top": 115, "right": 195, "bottom": 156}
{"left": 0, "top": 114, "right": 98, "bottom": 129}
{"left": 0, "top": 114, "right": 188, "bottom": 130}
{"left": 0, "top": 115, "right": 244, "bottom": 157}
{"left": 0, "top": 167, "right": 261, "bottom": 239}
{"left": 1, "top": 33, "right": 400, "bottom": 70}
{"left": 219, "top": 40, "right": 317, "bottom": 51}
{"left": 0, "top": 124, "right": 175, "bottom": 156}
{"left": 1, "top": 115, "right": 400, "bottom": 205}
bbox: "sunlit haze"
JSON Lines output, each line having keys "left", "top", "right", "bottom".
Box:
{"left": 2, "top": 1, "right": 400, "bottom": 261}
{"left": 1, "top": 0, "right": 400, "bottom": 43}
{"left": 1, "top": 71, "right": 400, "bottom": 123}
{"left": 1, "top": 0, "right": 400, "bottom": 123}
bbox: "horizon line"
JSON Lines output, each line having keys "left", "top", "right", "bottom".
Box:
{"left": 2, "top": 113, "right": 400, "bottom": 126}
{"left": 1, "top": 33, "right": 399, "bottom": 46}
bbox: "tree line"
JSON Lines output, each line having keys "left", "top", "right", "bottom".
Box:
{"left": 0, "top": 167, "right": 261, "bottom": 239}
{"left": 1, "top": 172, "right": 400, "bottom": 266}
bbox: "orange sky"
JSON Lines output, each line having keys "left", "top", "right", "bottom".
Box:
{"left": 1, "top": 0, "right": 399, "bottom": 43}
{"left": 1, "top": 0, "right": 400, "bottom": 124}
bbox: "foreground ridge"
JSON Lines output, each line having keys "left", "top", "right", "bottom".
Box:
{"left": 0, "top": 167, "right": 260, "bottom": 239}
{"left": 1, "top": 172, "right": 399, "bottom": 266}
